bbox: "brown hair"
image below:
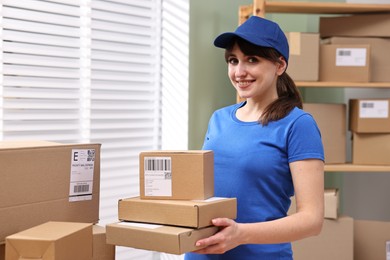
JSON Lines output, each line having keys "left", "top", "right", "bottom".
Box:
{"left": 224, "top": 38, "right": 303, "bottom": 125}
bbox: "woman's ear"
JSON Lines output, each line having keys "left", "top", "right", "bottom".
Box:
{"left": 276, "top": 56, "right": 288, "bottom": 75}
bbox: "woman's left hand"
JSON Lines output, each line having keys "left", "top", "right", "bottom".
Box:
{"left": 193, "top": 218, "right": 242, "bottom": 254}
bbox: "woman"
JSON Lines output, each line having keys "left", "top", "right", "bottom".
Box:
{"left": 185, "top": 16, "right": 324, "bottom": 259}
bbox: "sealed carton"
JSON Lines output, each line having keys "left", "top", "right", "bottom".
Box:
{"left": 139, "top": 150, "right": 214, "bottom": 200}
{"left": 118, "top": 197, "right": 237, "bottom": 228}
{"left": 320, "top": 13, "right": 390, "bottom": 38}
{"left": 285, "top": 32, "right": 320, "bottom": 81}
{"left": 349, "top": 99, "right": 390, "bottom": 133}
{"left": 93, "top": 225, "right": 115, "bottom": 260}
{"left": 5, "top": 221, "right": 93, "bottom": 260}
{"left": 106, "top": 222, "right": 218, "bottom": 255}
{"left": 319, "top": 43, "right": 371, "bottom": 82}
{"left": 292, "top": 216, "right": 353, "bottom": 260}
{"left": 352, "top": 133, "right": 390, "bottom": 165}
{"left": 0, "top": 141, "right": 101, "bottom": 243}
{"left": 324, "top": 37, "right": 390, "bottom": 82}
{"left": 303, "top": 103, "right": 346, "bottom": 164}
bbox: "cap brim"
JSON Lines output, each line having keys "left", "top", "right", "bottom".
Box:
{"left": 214, "top": 32, "right": 272, "bottom": 50}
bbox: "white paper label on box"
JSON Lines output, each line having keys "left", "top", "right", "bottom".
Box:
{"left": 118, "top": 222, "right": 162, "bottom": 229}
{"left": 359, "top": 100, "right": 389, "bottom": 118}
{"left": 69, "top": 149, "right": 95, "bottom": 201}
{"left": 144, "top": 157, "right": 172, "bottom": 196}
{"left": 335, "top": 48, "right": 366, "bottom": 66}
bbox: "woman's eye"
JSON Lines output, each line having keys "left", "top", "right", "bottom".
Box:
{"left": 248, "top": 57, "right": 259, "bottom": 63}
{"left": 227, "top": 58, "right": 238, "bottom": 65}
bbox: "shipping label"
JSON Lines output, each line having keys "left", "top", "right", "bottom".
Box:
{"left": 336, "top": 48, "right": 367, "bottom": 66}
{"left": 144, "top": 156, "right": 172, "bottom": 196}
{"left": 69, "top": 149, "right": 95, "bottom": 201}
{"left": 359, "top": 100, "right": 389, "bottom": 118}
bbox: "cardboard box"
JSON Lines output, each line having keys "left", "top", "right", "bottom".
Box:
{"left": 139, "top": 150, "right": 214, "bottom": 200}
{"left": 349, "top": 99, "right": 390, "bottom": 133}
{"left": 118, "top": 197, "right": 237, "bottom": 228}
{"left": 292, "top": 216, "right": 354, "bottom": 260}
{"left": 5, "top": 221, "right": 93, "bottom": 260}
{"left": 324, "top": 37, "right": 390, "bottom": 82}
{"left": 352, "top": 133, "right": 390, "bottom": 165}
{"left": 285, "top": 32, "right": 320, "bottom": 81}
{"left": 320, "top": 13, "right": 390, "bottom": 38}
{"left": 93, "top": 225, "right": 115, "bottom": 260}
{"left": 106, "top": 222, "right": 218, "bottom": 255}
{"left": 0, "top": 141, "right": 101, "bottom": 243}
{"left": 288, "top": 189, "right": 339, "bottom": 219}
{"left": 354, "top": 220, "right": 390, "bottom": 260}
{"left": 303, "top": 103, "right": 346, "bottom": 164}
{"left": 319, "top": 43, "right": 371, "bottom": 82}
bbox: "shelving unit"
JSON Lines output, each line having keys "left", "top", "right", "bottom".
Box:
{"left": 239, "top": 0, "right": 390, "bottom": 173}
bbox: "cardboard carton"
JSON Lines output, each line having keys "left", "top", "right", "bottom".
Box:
{"left": 349, "top": 99, "right": 390, "bottom": 133}
{"left": 352, "top": 133, "right": 390, "bottom": 165}
{"left": 292, "top": 216, "right": 354, "bottom": 260}
{"left": 288, "top": 189, "right": 339, "bottom": 219}
{"left": 118, "top": 197, "right": 237, "bottom": 228}
{"left": 324, "top": 37, "right": 390, "bottom": 82}
{"left": 319, "top": 43, "right": 370, "bottom": 82}
{"left": 320, "top": 13, "right": 390, "bottom": 38}
{"left": 93, "top": 225, "right": 115, "bottom": 260}
{"left": 139, "top": 150, "right": 214, "bottom": 200}
{"left": 106, "top": 222, "right": 218, "bottom": 255}
{"left": 5, "top": 221, "right": 93, "bottom": 260}
{"left": 285, "top": 32, "right": 320, "bottom": 81}
{"left": 303, "top": 103, "right": 346, "bottom": 164}
{"left": 0, "top": 141, "right": 101, "bottom": 243}
{"left": 354, "top": 219, "right": 390, "bottom": 260}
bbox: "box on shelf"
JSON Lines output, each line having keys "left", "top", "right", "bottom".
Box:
{"left": 292, "top": 216, "right": 353, "bottom": 260}
{"left": 5, "top": 221, "right": 93, "bottom": 260}
{"left": 0, "top": 141, "right": 101, "bottom": 243}
{"left": 354, "top": 219, "right": 390, "bottom": 260}
{"left": 139, "top": 150, "right": 214, "bottom": 200}
{"left": 324, "top": 37, "right": 390, "bottom": 82}
{"left": 93, "top": 225, "right": 115, "bottom": 260}
{"left": 106, "top": 222, "right": 218, "bottom": 255}
{"left": 288, "top": 189, "right": 339, "bottom": 219}
{"left": 352, "top": 133, "right": 390, "bottom": 165}
{"left": 349, "top": 99, "right": 390, "bottom": 133}
{"left": 118, "top": 197, "right": 237, "bottom": 228}
{"left": 319, "top": 43, "right": 371, "bottom": 82}
{"left": 320, "top": 13, "right": 390, "bottom": 38}
{"left": 303, "top": 103, "right": 346, "bottom": 164}
{"left": 285, "top": 32, "right": 320, "bottom": 81}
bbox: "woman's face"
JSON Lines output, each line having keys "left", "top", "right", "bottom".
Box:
{"left": 226, "top": 43, "right": 286, "bottom": 101}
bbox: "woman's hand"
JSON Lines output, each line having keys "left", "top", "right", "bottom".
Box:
{"left": 193, "top": 218, "right": 243, "bottom": 254}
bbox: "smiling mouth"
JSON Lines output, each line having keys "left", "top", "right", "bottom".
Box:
{"left": 236, "top": 80, "right": 254, "bottom": 88}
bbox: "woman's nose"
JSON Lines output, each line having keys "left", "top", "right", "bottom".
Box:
{"left": 235, "top": 63, "right": 247, "bottom": 77}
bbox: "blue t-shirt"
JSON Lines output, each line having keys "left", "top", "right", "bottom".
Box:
{"left": 185, "top": 102, "right": 324, "bottom": 260}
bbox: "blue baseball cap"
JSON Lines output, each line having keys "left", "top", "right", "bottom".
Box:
{"left": 213, "top": 16, "right": 289, "bottom": 63}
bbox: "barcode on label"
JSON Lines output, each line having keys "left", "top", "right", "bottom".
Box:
{"left": 361, "top": 102, "right": 374, "bottom": 108}
{"left": 338, "top": 50, "right": 351, "bottom": 56}
{"left": 74, "top": 184, "right": 90, "bottom": 193}
{"left": 87, "top": 149, "right": 95, "bottom": 161}
{"left": 145, "top": 157, "right": 172, "bottom": 171}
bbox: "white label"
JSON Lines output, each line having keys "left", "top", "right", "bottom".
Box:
{"left": 144, "top": 157, "right": 172, "bottom": 196}
{"left": 69, "top": 149, "right": 95, "bottom": 201}
{"left": 118, "top": 222, "right": 162, "bottom": 229}
{"left": 359, "top": 100, "right": 389, "bottom": 118}
{"left": 386, "top": 241, "right": 390, "bottom": 260}
{"left": 336, "top": 48, "right": 367, "bottom": 66}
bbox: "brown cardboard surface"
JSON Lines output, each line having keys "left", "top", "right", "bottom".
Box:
{"left": 0, "top": 141, "right": 101, "bottom": 243}
{"left": 0, "top": 244, "right": 4, "bottom": 260}
{"left": 303, "top": 103, "right": 346, "bottom": 164}
{"left": 319, "top": 44, "right": 370, "bottom": 82}
{"left": 288, "top": 189, "right": 339, "bottom": 219}
{"left": 325, "top": 37, "right": 390, "bottom": 82}
{"left": 292, "top": 216, "right": 354, "bottom": 260}
{"left": 106, "top": 222, "right": 218, "bottom": 255}
{"left": 285, "top": 32, "right": 320, "bottom": 81}
{"left": 93, "top": 225, "right": 115, "bottom": 260}
{"left": 349, "top": 99, "right": 390, "bottom": 133}
{"left": 5, "top": 221, "right": 93, "bottom": 260}
{"left": 354, "top": 219, "right": 390, "bottom": 260}
{"left": 118, "top": 197, "right": 237, "bottom": 228}
{"left": 352, "top": 133, "right": 390, "bottom": 165}
{"left": 140, "top": 150, "right": 214, "bottom": 200}
{"left": 320, "top": 13, "right": 390, "bottom": 38}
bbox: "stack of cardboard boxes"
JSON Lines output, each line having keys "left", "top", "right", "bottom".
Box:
{"left": 0, "top": 141, "right": 115, "bottom": 260}
{"left": 106, "top": 150, "right": 237, "bottom": 255}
